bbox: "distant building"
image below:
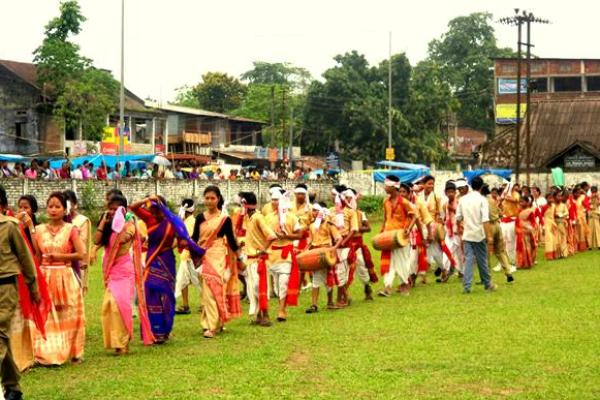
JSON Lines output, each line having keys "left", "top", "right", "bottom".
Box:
{"left": 484, "top": 98, "right": 600, "bottom": 171}
{"left": 493, "top": 58, "right": 600, "bottom": 131}
{"left": 447, "top": 127, "right": 487, "bottom": 162}
{"left": 145, "top": 102, "right": 265, "bottom": 158}
{"left": 0, "top": 59, "right": 164, "bottom": 156}
{"left": 483, "top": 58, "right": 600, "bottom": 171}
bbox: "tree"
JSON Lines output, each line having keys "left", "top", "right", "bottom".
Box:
{"left": 33, "top": 0, "right": 90, "bottom": 98}
{"left": 427, "top": 12, "right": 515, "bottom": 134}
{"left": 33, "top": 0, "right": 118, "bottom": 141}
{"left": 301, "top": 51, "right": 449, "bottom": 164}
{"left": 54, "top": 68, "right": 119, "bottom": 141}
{"left": 174, "top": 73, "right": 246, "bottom": 113}
{"left": 196, "top": 72, "right": 246, "bottom": 113}
{"left": 232, "top": 62, "right": 311, "bottom": 146}
{"left": 241, "top": 61, "right": 311, "bottom": 90}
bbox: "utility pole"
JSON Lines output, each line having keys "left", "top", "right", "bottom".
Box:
{"left": 388, "top": 31, "right": 392, "bottom": 149}
{"left": 289, "top": 106, "right": 294, "bottom": 169}
{"left": 516, "top": 20, "right": 522, "bottom": 184}
{"left": 119, "top": 0, "right": 125, "bottom": 155}
{"left": 524, "top": 12, "right": 549, "bottom": 186}
{"left": 500, "top": 10, "right": 549, "bottom": 185}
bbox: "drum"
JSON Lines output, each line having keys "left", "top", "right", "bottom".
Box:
{"left": 372, "top": 229, "right": 408, "bottom": 251}
{"left": 297, "top": 247, "right": 337, "bottom": 271}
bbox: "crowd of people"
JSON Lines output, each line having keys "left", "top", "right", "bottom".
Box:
{"left": 0, "top": 159, "right": 333, "bottom": 182}
{"left": 0, "top": 174, "right": 598, "bottom": 399}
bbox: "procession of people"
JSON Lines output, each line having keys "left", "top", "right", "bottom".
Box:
{"left": 0, "top": 175, "right": 598, "bottom": 399}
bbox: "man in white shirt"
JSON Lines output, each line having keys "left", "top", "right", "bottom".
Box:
{"left": 456, "top": 176, "right": 497, "bottom": 293}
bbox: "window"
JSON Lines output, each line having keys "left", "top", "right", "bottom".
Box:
{"left": 586, "top": 76, "right": 600, "bottom": 91}
{"left": 530, "top": 78, "right": 548, "bottom": 93}
{"left": 15, "top": 122, "right": 25, "bottom": 138}
{"left": 502, "top": 64, "right": 517, "bottom": 74}
{"left": 531, "top": 62, "right": 544, "bottom": 73}
{"left": 553, "top": 77, "right": 582, "bottom": 92}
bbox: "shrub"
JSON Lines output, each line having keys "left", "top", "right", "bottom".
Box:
{"left": 358, "top": 195, "right": 384, "bottom": 216}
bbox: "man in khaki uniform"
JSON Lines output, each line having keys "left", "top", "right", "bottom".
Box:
{"left": 483, "top": 185, "right": 515, "bottom": 284}
{"left": 0, "top": 210, "right": 40, "bottom": 400}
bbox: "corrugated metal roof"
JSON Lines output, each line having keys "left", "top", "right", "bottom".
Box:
{"left": 483, "top": 98, "right": 600, "bottom": 168}
{"left": 145, "top": 101, "right": 266, "bottom": 124}
{"left": 0, "top": 59, "right": 39, "bottom": 88}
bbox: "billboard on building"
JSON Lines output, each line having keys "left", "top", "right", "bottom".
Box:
{"left": 498, "top": 78, "right": 528, "bottom": 95}
{"left": 101, "top": 126, "right": 130, "bottom": 154}
{"left": 495, "top": 104, "right": 527, "bottom": 124}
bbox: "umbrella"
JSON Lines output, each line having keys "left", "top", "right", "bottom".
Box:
{"left": 152, "top": 155, "right": 171, "bottom": 167}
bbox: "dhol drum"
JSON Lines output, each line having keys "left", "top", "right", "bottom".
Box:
{"left": 297, "top": 247, "right": 337, "bottom": 271}
{"left": 372, "top": 229, "right": 408, "bottom": 251}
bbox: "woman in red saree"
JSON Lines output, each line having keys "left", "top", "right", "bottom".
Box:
{"left": 542, "top": 193, "right": 559, "bottom": 261}
{"left": 191, "top": 186, "right": 241, "bottom": 339}
{"left": 32, "top": 192, "right": 86, "bottom": 366}
{"left": 515, "top": 195, "right": 537, "bottom": 269}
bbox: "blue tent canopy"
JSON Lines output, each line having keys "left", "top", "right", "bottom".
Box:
{"left": 463, "top": 169, "right": 512, "bottom": 184}
{"left": 373, "top": 169, "right": 429, "bottom": 184}
{"left": 376, "top": 160, "right": 429, "bottom": 170}
{"left": 49, "top": 154, "right": 156, "bottom": 170}
{"left": 0, "top": 154, "right": 29, "bottom": 163}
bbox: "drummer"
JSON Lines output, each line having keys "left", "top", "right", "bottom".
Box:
{"left": 378, "top": 176, "right": 417, "bottom": 297}
{"left": 329, "top": 185, "right": 359, "bottom": 308}
{"left": 343, "top": 188, "right": 377, "bottom": 301}
{"left": 305, "top": 203, "right": 342, "bottom": 313}
{"left": 262, "top": 184, "right": 284, "bottom": 216}
{"left": 291, "top": 183, "right": 313, "bottom": 291}
{"left": 264, "top": 189, "right": 303, "bottom": 322}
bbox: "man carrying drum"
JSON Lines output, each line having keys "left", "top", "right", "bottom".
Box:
{"left": 329, "top": 185, "right": 359, "bottom": 308}
{"left": 343, "top": 188, "right": 377, "bottom": 301}
{"left": 264, "top": 189, "right": 303, "bottom": 322}
{"left": 291, "top": 183, "right": 312, "bottom": 291}
{"left": 377, "top": 176, "right": 417, "bottom": 297}
{"left": 305, "top": 203, "right": 342, "bottom": 313}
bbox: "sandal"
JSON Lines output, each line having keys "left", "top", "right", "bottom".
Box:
{"left": 378, "top": 290, "right": 390, "bottom": 297}
{"left": 175, "top": 306, "right": 191, "bottom": 315}
{"left": 305, "top": 305, "right": 319, "bottom": 314}
{"left": 327, "top": 303, "right": 341, "bottom": 310}
{"left": 203, "top": 330, "right": 215, "bottom": 339}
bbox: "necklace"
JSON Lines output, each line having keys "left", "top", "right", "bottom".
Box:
{"left": 46, "top": 222, "right": 64, "bottom": 236}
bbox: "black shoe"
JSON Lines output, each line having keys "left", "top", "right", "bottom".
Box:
{"left": 305, "top": 305, "right": 318, "bottom": 314}
{"left": 507, "top": 275, "right": 514, "bottom": 283}
{"left": 364, "top": 284, "right": 373, "bottom": 300}
{"left": 5, "top": 390, "right": 23, "bottom": 400}
{"left": 175, "top": 306, "right": 191, "bottom": 315}
{"left": 434, "top": 267, "right": 442, "bottom": 277}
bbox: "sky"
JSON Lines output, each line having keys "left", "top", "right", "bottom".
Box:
{"left": 2, "top": 0, "right": 598, "bottom": 101}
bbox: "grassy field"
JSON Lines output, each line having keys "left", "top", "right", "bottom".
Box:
{"left": 21, "top": 223, "right": 600, "bottom": 399}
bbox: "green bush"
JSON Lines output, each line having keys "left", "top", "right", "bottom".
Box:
{"left": 358, "top": 195, "right": 384, "bottom": 216}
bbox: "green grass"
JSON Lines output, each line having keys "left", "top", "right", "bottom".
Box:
{"left": 22, "top": 223, "right": 600, "bottom": 399}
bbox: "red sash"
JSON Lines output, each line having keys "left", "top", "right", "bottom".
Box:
{"left": 297, "top": 230, "right": 310, "bottom": 252}
{"left": 272, "top": 244, "right": 300, "bottom": 306}
{"left": 248, "top": 254, "right": 269, "bottom": 312}
{"left": 347, "top": 237, "right": 378, "bottom": 284}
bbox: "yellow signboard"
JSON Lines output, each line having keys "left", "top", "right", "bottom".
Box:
{"left": 385, "top": 147, "right": 395, "bottom": 161}
{"left": 495, "top": 104, "right": 527, "bottom": 124}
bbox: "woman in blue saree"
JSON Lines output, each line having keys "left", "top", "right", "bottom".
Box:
{"left": 130, "top": 196, "right": 204, "bottom": 344}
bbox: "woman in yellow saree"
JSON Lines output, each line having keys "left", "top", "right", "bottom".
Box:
{"left": 191, "top": 186, "right": 241, "bottom": 339}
